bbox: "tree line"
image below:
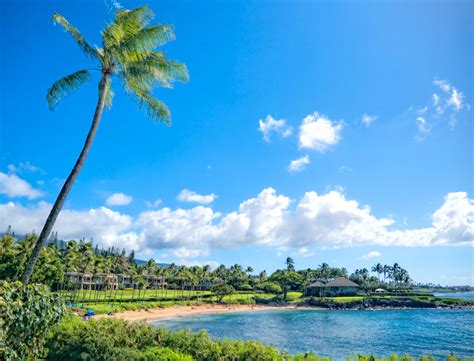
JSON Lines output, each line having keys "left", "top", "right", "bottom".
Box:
{"left": 0, "top": 233, "right": 412, "bottom": 301}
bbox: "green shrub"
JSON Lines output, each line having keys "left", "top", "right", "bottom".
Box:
{"left": 0, "top": 281, "right": 66, "bottom": 361}
{"left": 119, "top": 346, "right": 193, "bottom": 360}
{"left": 46, "top": 317, "right": 157, "bottom": 360}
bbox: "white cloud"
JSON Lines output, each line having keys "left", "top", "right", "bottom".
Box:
{"left": 106, "top": 192, "right": 133, "bottom": 206}
{"left": 0, "top": 201, "right": 137, "bottom": 250}
{"left": 361, "top": 251, "right": 382, "bottom": 260}
{"left": 285, "top": 190, "right": 394, "bottom": 248}
{"left": 295, "top": 247, "right": 315, "bottom": 257}
{"left": 1, "top": 188, "right": 471, "bottom": 259}
{"left": 433, "top": 79, "right": 451, "bottom": 93}
{"left": 0, "top": 172, "right": 44, "bottom": 199}
{"left": 339, "top": 165, "right": 352, "bottom": 172}
{"left": 411, "top": 78, "right": 469, "bottom": 139}
{"left": 432, "top": 78, "right": 466, "bottom": 116}
{"left": 362, "top": 114, "right": 378, "bottom": 127}
{"left": 447, "top": 88, "right": 463, "bottom": 111}
{"left": 288, "top": 155, "right": 310, "bottom": 172}
{"left": 8, "top": 161, "right": 45, "bottom": 175}
{"left": 429, "top": 192, "right": 474, "bottom": 246}
{"left": 299, "top": 112, "right": 343, "bottom": 152}
{"left": 132, "top": 188, "right": 290, "bottom": 256}
{"left": 177, "top": 189, "right": 216, "bottom": 204}
{"left": 145, "top": 198, "right": 162, "bottom": 208}
{"left": 416, "top": 116, "right": 431, "bottom": 139}
{"left": 258, "top": 115, "right": 292, "bottom": 142}
{"left": 136, "top": 206, "right": 220, "bottom": 256}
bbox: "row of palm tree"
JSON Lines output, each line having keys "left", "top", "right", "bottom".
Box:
{"left": 371, "top": 263, "right": 411, "bottom": 286}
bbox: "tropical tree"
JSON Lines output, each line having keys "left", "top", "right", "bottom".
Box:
{"left": 21, "top": 5, "right": 188, "bottom": 284}
{"left": 270, "top": 270, "right": 302, "bottom": 301}
{"left": 371, "top": 263, "right": 383, "bottom": 283}
{"left": 285, "top": 257, "right": 295, "bottom": 271}
{"left": 382, "top": 264, "right": 390, "bottom": 284}
{"left": 210, "top": 284, "right": 234, "bottom": 302}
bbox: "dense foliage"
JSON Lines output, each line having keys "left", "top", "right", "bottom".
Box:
{"left": 46, "top": 317, "right": 469, "bottom": 361}
{"left": 0, "top": 281, "right": 66, "bottom": 360}
{"left": 1, "top": 233, "right": 412, "bottom": 301}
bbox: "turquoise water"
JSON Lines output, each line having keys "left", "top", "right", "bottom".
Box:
{"left": 434, "top": 291, "right": 474, "bottom": 300}
{"left": 155, "top": 309, "right": 474, "bottom": 359}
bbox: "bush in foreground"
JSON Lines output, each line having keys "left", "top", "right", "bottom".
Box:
{"left": 0, "top": 281, "right": 66, "bottom": 360}
{"left": 46, "top": 317, "right": 469, "bottom": 361}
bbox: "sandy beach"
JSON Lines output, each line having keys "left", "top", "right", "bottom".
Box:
{"left": 94, "top": 304, "right": 300, "bottom": 323}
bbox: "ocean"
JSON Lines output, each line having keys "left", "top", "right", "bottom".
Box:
{"left": 155, "top": 308, "right": 474, "bottom": 359}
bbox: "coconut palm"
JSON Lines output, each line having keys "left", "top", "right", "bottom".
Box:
{"left": 21, "top": 5, "right": 188, "bottom": 284}
{"left": 382, "top": 264, "right": 390, "bottom": 284}
{"left": 285, "top": 257, "right": 295, "bottom": 271}
{"left": 371, "top": 263, "right": 383, "bottom": 283}
{"left": 13, "top": 234, "right": 36, "bottom": 280}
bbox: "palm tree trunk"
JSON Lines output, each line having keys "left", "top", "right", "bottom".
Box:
{"left": 21, "top": 74, "right": 110, "bottom": 285}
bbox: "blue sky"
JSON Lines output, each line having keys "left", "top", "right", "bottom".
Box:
{"left": 0, "top": 0, "right": 472, "bottom": 285}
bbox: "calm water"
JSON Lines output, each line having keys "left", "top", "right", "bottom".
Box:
{"left": 434, "top": 291, "right": 474, "bottom": 300}
{"left": 155, "top": 309, "right": 474, "bottom": 359}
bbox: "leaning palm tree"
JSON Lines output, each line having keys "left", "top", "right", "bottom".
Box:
{"left": 21, "top": 6, "right": 188, "bottom": 284}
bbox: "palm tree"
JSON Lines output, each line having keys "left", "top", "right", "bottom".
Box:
{"left": 371, "top": 263, "right": 383, "bottom": 283}
{"left": 13, "top": 234, "right": 36, "bottom": 280}
{"left": 21, "top": 5, "right": 188, "bottom": 284}
{"left": 285, "top": 257, "right": 295, "bottom": 271}
{"left": 382, "top": 264, "right": 390, "bottom": 284}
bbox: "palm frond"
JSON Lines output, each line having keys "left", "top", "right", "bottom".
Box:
{"left": 121, "top": 74, "right": 170, "bottom": 124}
{"left": 136, "top": 92, "right": 171, "bottom": 124}
{"left": 52, "top": 13, "right": 98, "bottom": 59}
{"left": 115, "top": 6, "right": 154, "bottom": 36}
{"left": 123, "top": 53, "right": 189, "bottom": 84}
{"left": 102, "top": 6, "right": 154, "bottom": 50}
{"left": 116, "top": 25, "right": 175, "bottom": 64}
{"left": 46, "top": 69, "right": 91, "bottom": 110}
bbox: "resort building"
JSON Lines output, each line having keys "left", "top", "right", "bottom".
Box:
{"left": 306, "top": 277, "right": 359, "bottom": 297}
{"left": 63, "top": 272, "right": 167, "bottom": 290}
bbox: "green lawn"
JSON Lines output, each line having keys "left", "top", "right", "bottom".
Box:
{"left": 58, "top": 289, "right": 212, "bottom": 303}
{"left": 287, "top": 292, "right": 303, "bottom": 301}
{"left": 57, "top": 289, "right": 282, "bottom": 310}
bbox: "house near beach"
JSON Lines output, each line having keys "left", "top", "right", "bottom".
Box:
{"left": 306, "top": 277, "right": 359, "bottom": 297}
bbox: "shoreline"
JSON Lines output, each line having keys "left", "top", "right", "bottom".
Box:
{"left": 94, "top": 304, "right": 307, "bottom": 323}
{"left": 91, "top": 302, "right": 473, "bottom": 323}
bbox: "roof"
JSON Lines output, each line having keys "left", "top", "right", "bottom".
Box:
{"left": 307, "top": 277, "right": 359, "bottom": 288}
{"left": 325, "top": 277, "right": 359, "bottom": 288}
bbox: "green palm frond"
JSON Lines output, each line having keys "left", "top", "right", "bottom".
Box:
{"left": 52, "top": 14, "right": 99, "bottom": 59}
{"left": 101, "top": 6, "right": 154, "bottom": 50}
{"left": 117, "top": 25, "right": 175, "bottom": 64}
{"left": 122, "top": 75, "right": 170, "bottom": 124}
{"left": 46, "top": 69, "right": 91, "bottom": 110}
{"left": 135, "top": 92, "right": 171, "bottom": 124}
{"left": 125, "top": 53, "right": 189, "bottom": 84}
{"left": 115, "top": 6, "right": 154, "bottom": 37}
{"left": 49, "top": 5, "right": 187, "bottom": 121}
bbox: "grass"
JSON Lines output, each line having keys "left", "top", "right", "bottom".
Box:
{"left": 58, "top": 289, "right": 214, "bottom": 304}
{"left": 328, "top": 296, "right": 365, "bottom": 303}
{"left": 62, "top": 290, "right": 283, "bottom": 314}
{"left": 287, "top": 292, "right": 303, "bottom": 301}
